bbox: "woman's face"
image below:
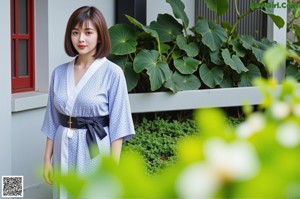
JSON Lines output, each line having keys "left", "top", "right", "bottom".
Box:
{"left": 71, "top": 20, "right": 98, "bottom": 57}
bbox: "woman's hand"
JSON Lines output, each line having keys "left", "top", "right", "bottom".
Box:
{"left": 43, "top": 138, "right": 54, "bottom": 185}
{"left": 43, "top": 159, "right": 53, "bottom": 185}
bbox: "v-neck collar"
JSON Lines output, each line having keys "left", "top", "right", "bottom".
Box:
{"left": 65, "top": 57, "right": 107, "bottom": 115}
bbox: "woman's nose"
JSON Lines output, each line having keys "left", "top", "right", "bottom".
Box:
{"left": 79, "top": 33, "right": 85, "bottom": 42}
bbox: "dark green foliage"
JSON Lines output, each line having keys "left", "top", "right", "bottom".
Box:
{"left": 123, "top": 116, "right": 244, "bottom": 174}
{"left": 227, "top": 116, "right": 245, "bottom": 128}
{"left": 108, "top": 0, "right": 283, "bottom": 93}
{"left": 123, "top": 118, "right": 197, "bottom": 174}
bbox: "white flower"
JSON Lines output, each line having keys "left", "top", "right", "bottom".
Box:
{"left": 236, "top": 122, "right": 253, "bottom": 138}
{"left": 176, "top": 163, "right": 221, "bottom": 199}
{"left": 204, "top": 138, "right": 260, "bottom": 182}
{"left": 270, "top": 101, "right": 291, "bottom": 119}
{"left": 236, "top": 113, "right": 265, "bottom": 138}
{"left": 276, "top": 122, "right": 300, "bottom": 148}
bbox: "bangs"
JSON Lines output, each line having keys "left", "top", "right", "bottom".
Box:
{"left": 71, "top": 11, "right": 93, "bottom": 29}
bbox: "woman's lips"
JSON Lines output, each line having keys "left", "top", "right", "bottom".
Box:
{"left": 78, "top": 45, "right": 86, "bottom": 49}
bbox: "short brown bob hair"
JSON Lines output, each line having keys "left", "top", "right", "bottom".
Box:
{"left": 64, "top": 6, "right": 111, "bottom": 58}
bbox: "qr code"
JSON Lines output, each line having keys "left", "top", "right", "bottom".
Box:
{"left": 2, "top": 176, "right": 23, "bottom": 198}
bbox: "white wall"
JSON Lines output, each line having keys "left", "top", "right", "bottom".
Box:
{"left": 0, "top": 0, "right": 12, "bottom": 197}
{"left": 11, "top": 109, "right": 47, "bottom": 188}
{"left": 35, "top": 0, "right": 50, "bottom": 92}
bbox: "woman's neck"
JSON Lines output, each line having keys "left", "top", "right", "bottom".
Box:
{"left": 75, "top": 55, "right": 96, "bottom": 69}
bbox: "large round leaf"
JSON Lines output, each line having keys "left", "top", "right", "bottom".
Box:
{"left": 221, "top": 48, "right": 248, "bottom": 74}
{"left": 239, "top": 35, "right": 264, "bottom": 63}
{"left": 174, "top": 57, "right": 200, "bottom": 74}
{"left": 210, "top": 50, "right": 224, "bottom": 65}
{"left": 109, "top": 24, "right": 137, "bottom": 55}
{"left": 166, "top": 0, "right": 189, "bottom": 28}
{"left": 230, "top": 38, "right": 246, "bottom": 57}
{"left": 252, "top": 39, "right": 275, "bottom": 64}
{"left": 111, "top": 56, "right": 140, "bottom": 92}
{"left": 204, "top": 0, "right": 229, "bottom": 16}
{"left": 199, "top": 64, "right": 223, "bottom": 88}
{"left": 261, "top": 8, "right": 285, "bottom": 29}
{"left": 195, "top": 19, "right": 227, "bottom": 51}
{"left": 165, "top": 71, "right": 201, "bottom": 93}
{"left": 251, "top": 47, "right": 265, "bottom": 64}
{"left": 220, "top": 78, "right": 233, "bottom": 88}
{"left": 126, "top": 15, "right": 159, "bottom": 39}
{"left": 238, "top": 64, "right": 261, "bottom": 87}
{"left": 176, "top": 35, "right": 199, "bottom": 57}
{"left": 239, "top": 35, "right": 255, "bottom": 50}
{"left": 133, "top": 50, "right": 171, "bottom": 91}
{"left": 239, "top": 35, "right": 274, "bottom": 64}
{"left": 149, "top": 14, "right": 183, "bottom": 43}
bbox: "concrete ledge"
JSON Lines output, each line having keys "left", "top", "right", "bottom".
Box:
{"left": 12, "top": 85, "right": 291, "bottom": 113}
{"left": 129, "top": 86, "right": 263, "bottom": 113}
{"left": 11, "top": 91, "right": 48, "bottom": 112}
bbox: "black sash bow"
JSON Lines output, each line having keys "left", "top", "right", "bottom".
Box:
{"left": 58, "top": 112, "right": 109, "bottom": 158}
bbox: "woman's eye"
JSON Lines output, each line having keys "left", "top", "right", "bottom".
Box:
{"left": 72, "top": 31, "right": 78, "bottom": 36}
{"left": 86, "top": 31, "right": 92, "bottom": 35}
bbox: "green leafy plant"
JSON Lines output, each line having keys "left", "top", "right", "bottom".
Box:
{"left": 59, "top": 44, "right": 300, "bottom": 199}
{"left": 108, "top": 0, "right": 284, "bottom": 93}
{"left": 286, "top": 0, "right": 300, "bottom": 80}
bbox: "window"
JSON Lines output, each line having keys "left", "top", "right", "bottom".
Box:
{"left": 11, "top": 0, "right": 35, "bottom": 93}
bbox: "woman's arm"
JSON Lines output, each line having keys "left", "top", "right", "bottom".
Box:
{"left": 111, "top": 138, "right": 124, "bottom": 164}
{"left": 43, "top": 138, "right": 54, "bottom": 185}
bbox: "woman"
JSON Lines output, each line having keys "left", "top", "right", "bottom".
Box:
{"left": 41, "top": 6, "right": 135, "bottom": 199}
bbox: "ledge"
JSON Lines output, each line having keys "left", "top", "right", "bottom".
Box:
{"left": 11, "top": 91, "right": 48, "bottom": 112}
{"left": 129, "top": 86, "right": 263, "bottom": 113}
{"left": 9, "top": 86, "right": 269, "bottom": 113}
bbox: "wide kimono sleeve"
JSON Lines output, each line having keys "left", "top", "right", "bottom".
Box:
{"left": 41, "top": 71, "right": 60, "bottom": 141}
{"left": 108, "top": 66, "right": 135, "bottom": 143}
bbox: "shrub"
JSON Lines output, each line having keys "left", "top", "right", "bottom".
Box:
{"left": 123, "top": 118, "right": 197, "bottom": 174}
{"left": 123, "top": 116, "right": 243, "bottom": 174}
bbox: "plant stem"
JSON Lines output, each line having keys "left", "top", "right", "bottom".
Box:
{"left": 166, "top": 43, "right": 178, "bottom": 64}
{"left": 227, "top": 0, "right": 268, "bottom": 43}
{"left": 183, "top": 26, "right": 189, "bottom": 40}
{"left": 227, "top": 8, "right": 254, "bottom": 43}
{"left": 129, "top": 53, "right": 134, "bottom": 62}
{"left": 156, "top": 37, "right": 162, "bottom": 60}
{"left": 233, "top": 0, "right": 240, "bottom": 17}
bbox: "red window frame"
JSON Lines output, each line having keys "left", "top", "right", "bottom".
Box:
{"left": 11, "top": 0, "right": 35, "bottom": 93}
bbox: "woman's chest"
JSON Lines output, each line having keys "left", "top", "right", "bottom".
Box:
{"left": 53, "top": 72, "right": 110, "bottom": 113}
